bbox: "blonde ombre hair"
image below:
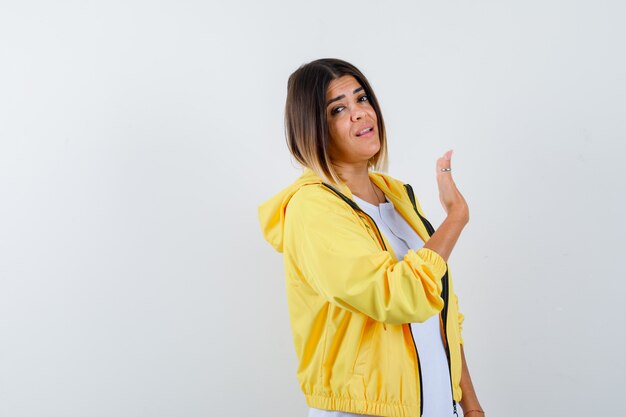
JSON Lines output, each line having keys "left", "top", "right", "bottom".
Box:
{"left": 285, "top": 58, "right": 388, "bottom": 185}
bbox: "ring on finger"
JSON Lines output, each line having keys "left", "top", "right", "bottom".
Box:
{"left": 440, "top": 168, "right": 451, "bottom": 172}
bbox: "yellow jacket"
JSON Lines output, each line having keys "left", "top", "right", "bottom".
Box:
{"left": 258, "top": 168, "right": 464, "bottom": 417}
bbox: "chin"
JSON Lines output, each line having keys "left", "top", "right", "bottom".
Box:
{"left": 367, "top": 140, "right": 381, "bottom": 158}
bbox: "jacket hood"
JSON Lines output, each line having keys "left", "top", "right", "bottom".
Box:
{"left": 258, "top": 169, "right": 331, "bottom": 253}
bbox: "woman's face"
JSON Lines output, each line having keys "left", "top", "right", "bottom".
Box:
{"left": 325, "top": 75, "right": 380, "bottom": 167}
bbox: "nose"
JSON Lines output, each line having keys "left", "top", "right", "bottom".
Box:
{"left": 351, "top": 108, "right": 365, "bottom": 122}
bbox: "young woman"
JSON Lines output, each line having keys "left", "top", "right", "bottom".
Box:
{"left": 258, "top": 58, "right": 484, "bottom": 417}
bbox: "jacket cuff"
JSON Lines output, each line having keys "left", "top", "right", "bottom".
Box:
{"left": 413, "top": 247, "right": 448, "bottom": 279}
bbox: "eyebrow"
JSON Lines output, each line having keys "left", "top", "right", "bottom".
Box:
{"left": 326, "top": 87, "right": 364, "bottom": 107}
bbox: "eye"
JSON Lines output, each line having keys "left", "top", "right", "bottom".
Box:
{"left": 358, "top": 95, "right": 370, "bottom": 102}
{"left": 331, "top": 105, "right": 345, "bottom": 115}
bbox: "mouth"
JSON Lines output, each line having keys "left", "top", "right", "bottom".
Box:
{"left": 355, "top": 126, "right": 374, "bottom": 137}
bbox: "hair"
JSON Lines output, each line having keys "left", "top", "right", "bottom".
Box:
{"left": 284, "top": 58, "right": 388, "bottom": 185}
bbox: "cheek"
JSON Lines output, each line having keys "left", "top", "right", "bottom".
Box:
{"left": 339, "top": 119, "right": 353, "bottom": 138}
{"left": 368, "top": 108, "right": 378, "bottom": 123}
{"left": 328, "top": 119, "right": 346, "bottom": 143}
{"left": 327, "top": 122, "right": 341, "bottom": 152}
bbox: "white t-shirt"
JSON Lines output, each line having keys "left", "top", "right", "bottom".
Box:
{"left": 309, "top": 195, "right": 456, "bottom": 417}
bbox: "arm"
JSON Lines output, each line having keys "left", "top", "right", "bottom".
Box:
{"left": 423, "top": 215, "right": 467, "bottom": 263}
{"left": 459, "top": 346, "right": 485, "bottom": 416}
{"left": 285, "top": 187, "right": 449, "bottom": 325}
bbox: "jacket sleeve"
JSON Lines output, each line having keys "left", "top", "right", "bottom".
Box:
{"left": 284, "top": 187, "right": 448, "bottom": 325}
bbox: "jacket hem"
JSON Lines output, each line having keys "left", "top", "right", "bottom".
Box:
{"left": 306, "top": 394, "right": 419, "bottom": 417}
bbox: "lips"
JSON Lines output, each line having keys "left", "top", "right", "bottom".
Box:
{"left": 356, "top": 126, "right": 374, "bottom": 137}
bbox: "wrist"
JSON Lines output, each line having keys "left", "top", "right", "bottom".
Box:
{"left": 445, "top": 212, "right": 469, "bottom": 226}
{"left": 461, "top": 399, "right": 484, "bottom": 415}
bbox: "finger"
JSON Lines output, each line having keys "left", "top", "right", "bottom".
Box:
{"left": 436, "top": 149, "right": 453, "bottom": 174}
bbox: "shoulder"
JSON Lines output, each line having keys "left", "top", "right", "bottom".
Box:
{"left": 287, "top": 184, "right": 350, "bottom": 218}
{"left": 285, "top": 184, "right": 367, "bottom": 237}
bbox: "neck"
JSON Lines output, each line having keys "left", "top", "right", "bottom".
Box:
{"left": 332, "top": 161, "right": 382, "bottom": 204}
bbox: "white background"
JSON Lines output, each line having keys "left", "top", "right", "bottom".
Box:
{"left": 1, "top": 1, "right": 624, "bottom": 416}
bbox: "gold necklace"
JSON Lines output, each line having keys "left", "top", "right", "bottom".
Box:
{"left": 369, "top": 180, "right": 384, "bottom": 205}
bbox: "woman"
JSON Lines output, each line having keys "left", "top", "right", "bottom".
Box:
{"left": 258, "top": 58, "right": 484, "bottom": 417}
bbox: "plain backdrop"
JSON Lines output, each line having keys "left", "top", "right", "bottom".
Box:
{"left": 1, "top": 1, "right": 625, "bottom": 416}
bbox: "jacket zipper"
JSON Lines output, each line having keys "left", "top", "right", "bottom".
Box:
{"left": 404, "top": 184, "right": 458, "bottom": 416}
{"left": 322, "top": 183, "right": 423, "bottom": 416}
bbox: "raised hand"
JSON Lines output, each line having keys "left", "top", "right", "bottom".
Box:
{"left": 435, "top": 150, "right": 469, "bottom": 224}
{"left": 422, "top": 150, "right": 470, "bottom": 262}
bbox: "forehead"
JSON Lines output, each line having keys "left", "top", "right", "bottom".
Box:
{"left": 326, "top": 75, "right": 362, "bottom": 98}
